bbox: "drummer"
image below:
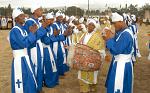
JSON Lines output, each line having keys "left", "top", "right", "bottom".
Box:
{"left": 78, "top": 19, "right": 105, "bottom": 93}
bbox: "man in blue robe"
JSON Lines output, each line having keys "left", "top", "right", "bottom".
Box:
{"left": 9, "top": 8, "right": 50, "bottom": 93}
{"left": 129, "top": 14, "right": 141, "bottom": 61}
{"left": 62, "top": 15, "right": 72, "bottom": 65}
{"left": 41, "top": 13, "right": 59, "bottom": 88}
{"left": 104, "top": 12, "right": 134, "bottom": 93}
{"left": 52, "top": 11, "right": 69, "bottom": 76}
{"left": 24, "top": 5, "right": 52, "bottom": 93}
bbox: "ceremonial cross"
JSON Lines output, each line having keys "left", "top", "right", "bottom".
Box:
{"left": 16, "top": 79, "right": 22, "bottom": 88}
{"left": 115, "top": 89, "right": 121, "bottom": 93}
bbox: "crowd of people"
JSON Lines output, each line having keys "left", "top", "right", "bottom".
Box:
{"left": 7, "top": 4, "right": 147, "bottom": 93}
{"left": 0, "top": 16, "right": 13, "bottom": 29}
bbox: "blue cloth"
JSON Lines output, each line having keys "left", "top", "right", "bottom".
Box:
{"left": 62, "top": 23, "right": 70, "bottom": 72}
{"left": 129, "top": 24, "right": 138, "bottom": 58}
{"left": 105, "top": 28, "right": 134, "bottom": 93}
{"left": 41, "top": 25, "right": 59, "bottom": 87}
{"left": 43, "top": 48, "right": 59, "bottom": 87}
{"left": 24, "top": 18, "right": 48, "bottom": 92}
{"left": 53, "top": 22, "right": 69, "bottom": 75}
{"left": 106, "top": 28, "right": 133, "bottom": 55}
{"left": 10, "top": 24, "right": 37, "bottom": 93}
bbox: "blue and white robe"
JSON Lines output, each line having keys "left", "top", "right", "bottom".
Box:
{"left": 9, "top": 24, "right": 47, "bottom": 93}
{"left": 105, "top": 28, "right": 134, "bottom": 93}
{"left": 63, "top": 23, "right": 72, "bottom": 59}
{"left": 53, "top": 22, "right": 69, "bottom": 76}
{"left": 41, "top": 25, "right": 59, "bottom": 87}
{"left": 24, "top": 17, "right": 45, "bottom": 91}
{"left": 129, "top": 23, "right": 141, "bottom": 61}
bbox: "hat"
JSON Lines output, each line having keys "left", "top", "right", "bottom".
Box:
{"left": 131, "top": 14, "right": 136, "bottom": 22}
{"left": 122, "top": 13, "right": 127, "bottom": 20}
{"left": 31, "top": 4, "right": 41, "bottom": 13}
{"left": 12, "top": 8, "right": 24, "bottom": 19}
{"left": 111, "top": 12, "right": 123, "bottom": 22}
{"left": 62, "top": 13, "right": 65, "bottom": 18}
{"left": 65, "top": 15, "right": 69, "bottom": 21}
{"left": 55, "top": 10, "right": 63, "bottom": 17}
{"left": 46, "top": 13, "right": 54, "bottom": 19}
{"left": 69, "top": 16, "right": 75, "bottom": 22}
{"left": 79, "top": 17, "right": 84, "bottom": 23}
{"left": 88, "top": 19, "right": 96, "bottom": 27}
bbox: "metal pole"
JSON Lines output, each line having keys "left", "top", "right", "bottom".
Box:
{"left": 88, "top": 0, "right": 89, "bottom": 17}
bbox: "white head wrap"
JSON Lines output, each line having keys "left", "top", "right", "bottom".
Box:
{"left": 12, "top": 8, "right": 24, "bottom": 19}
{"left": 88, "top": 19, "right": 97, "bottom": 27}
{"left": 65, "top": 15, "right": 69, "bottom": 21}
{"left": 79, "top": 17, "right": 84, "bottom": 23}
{"left": 46, "top": 13, "right": 54, "bottom": 19}
{"left": 62, "top": 13, "right": 65, "bottom": 19}
{"left": 131, "top": 14, "right": 136, "bottom": 22}
{"left": 31, "top": 4, "right": 41, "bottom": 13}
{"left": 111, "top": 12, "right": 123, "bottom": 22}
{"left": 122, "top": 13, "right": 127, "bottom": 20}
{"left": 55, "top": 10, "right": 63, "bottom": 17}
{"left": 69, "top": 16, "right": 75, "bottom": 22}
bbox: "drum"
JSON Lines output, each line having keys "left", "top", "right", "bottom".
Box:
{"left": 70, "top": 43, "right": 102, "bottom": 71}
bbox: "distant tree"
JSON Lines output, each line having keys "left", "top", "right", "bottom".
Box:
{"left": 85, "top": 10, "right": 89, "bottom": 15}
{"left": 110, "top": 8, "right": 119, "bottom": 13}
{"left": 6, "top": 4, "right": 12, "bottom": 16}
{"left": 120, "top": 8, "right": 129, "bottom": 14}
{"left": 138, "top": 3, "right": 150, "bottom": 18}
{"left": 22, "top": 7, "right": 31, "bottom": 15}
{"left": 142, "top": 3, "right": 150, "bottom": 10}
{"left": 95, "top": 10, "right": 100, "bottom": 15}
{"left": 0, "top": 7, "right": 5, "bottom": 16}
{"left": 128, "top": 4, "right": 138, "bottom": 15}
{"left": 91, "top": 10, "right": 95, "bottom": 15}
{"left": 65, "top": 6, "right": 84, "bottom": 16}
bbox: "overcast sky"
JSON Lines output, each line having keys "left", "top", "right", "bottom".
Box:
{"left": 0, "top": 0, "right": 150, "bottom": 9}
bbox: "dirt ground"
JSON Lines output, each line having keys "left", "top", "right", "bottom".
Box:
{"left": 0, "top": 24, "right": 150, "bottom": 93}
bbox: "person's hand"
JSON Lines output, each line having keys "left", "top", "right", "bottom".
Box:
{"left": 64, "top": 27, "right": 73, "bottom": 36}
{"left": 29, "top": 24, "right": 38, "bottom": 33}
{"left": 102, "top": 29, "right": 114, "bottom": 41}
{"left": 68, "top": 26, "right": 73, "bottom": 35}
{"left": 63, "top": 30, "right": 69, "bottom": 36}
{"left": 64, "top": 45, "right": 69, "bottom": 49}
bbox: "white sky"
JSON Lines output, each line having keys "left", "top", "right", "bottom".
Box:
{"left": 0, "top": 0, "right": 150, "bottom": 9}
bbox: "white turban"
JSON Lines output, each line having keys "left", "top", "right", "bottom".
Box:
{"left": 79, "top": 17, "right": 84, "bottom": 23}
{"left": 46, "top": 13, "right": 54, "bottom": 19}
{"left": 123, "top": 13, "right": 127, "bottom": 20}
{"left": 12, "top": 8, "right": 24, "bottom": 19}
{"left": 62, "top": 13, "right": 65, "bottom": 18}
{"left": 55, "top": 11, "right": 63, "bottom": 17}
{"left": 131, "top": 14, "right": 136, "bottom": 22}
{"left": 65, "top": 15, "right": 69, "bottom": 21}
{"left": 111, "top": 12, "right": 123, "bottom": 22}
{"left": 69, "top": 16, "right": 75, "bottom": 22}
{"left": 88, "top": 19, "right": 97, "bottom": 27}
{"left": 31, "top": 4, "right": 41, "bottom": 13}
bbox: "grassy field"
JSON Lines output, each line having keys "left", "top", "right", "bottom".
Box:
{"left": 0, "top": 24, "right": 150, "bottom": 93}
